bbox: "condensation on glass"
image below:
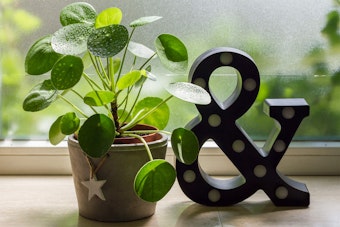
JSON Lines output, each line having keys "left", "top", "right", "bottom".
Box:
{"left": 0, "top": 0, "right": 338, "bottom": 140}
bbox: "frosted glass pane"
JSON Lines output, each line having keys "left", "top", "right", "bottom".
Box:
{"left": 1, "top": 0, "right": 339, "bottom": 140}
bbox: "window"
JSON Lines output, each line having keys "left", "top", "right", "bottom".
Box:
{"left": 1, "top": 0, "right": 340, "bottom": 174}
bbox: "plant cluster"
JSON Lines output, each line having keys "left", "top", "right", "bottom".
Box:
{"left": 22, "top": 2, "right": 210, "bottom": 202}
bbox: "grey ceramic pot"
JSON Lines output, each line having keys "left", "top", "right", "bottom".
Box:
{"left": 68, "top": 133, "right": 168, "bottom": 222}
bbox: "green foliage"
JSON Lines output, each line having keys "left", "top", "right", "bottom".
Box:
{"left": 1, "top": 0, "right": 43, "bottom": 138}
{"left": 84, "top": 90, "right": 115, "bottom": 106}
{"left": 52, "top": 24, "right": 94, "bottom": 55}
{"left": 78, "top": 114, "right": 116, "bottom": 158}
{"left": 25, "top": 35, "right": 62, "bottom": 75}
{"left": 171, "top": 128, "right": 199, "bottom": 165}
{"left": 331, "top": 70, "right": 340, "bottom": 85}
{"left": 95, "top": 7, "right": 122, "bottom": 28}
{"left": 166, "top": 82, "right": 212, "bottom": 105}
{"left": 87, "top": 25, "right": 128, "bottom": 58}
{"left": 128, "top": 41, "right": 156, "bottom": 59}
{"left": 117, "top": 70, "right": 143, "bottom": 90}
{"left": 23, "top": 1, "right": 209, "bottom": 150}
{"left": 129, "top": 16, "right": 162, "bottom": 28}
{"left": 134, "top": 160, "right": 176, "bottom": 202}
{"left": 22, "top": 2, "right": 209, "bottom": 202}
{"left": 22, "top": 80, "right": 57, "bottom": 112}
{"left": 133, "top": 97, "right": 170, "bottom": 130}
{"left": 49, "top": 112, "right": 80, "bottom": 145}
{"left": 60, "top": 2, "right": 96, "bottom": 26}
{"left": 321, "top": 10, "right": 340, "bottom": 45}
{"left": 51, "top": 55, "right": 84, "bottom": 90}
{"left": 155, "top": 34, "right": 188, "bottom": 72}
{"left": 60, "top": 112, "right": 80, "bottom": 135}
{"left": 49, "top": 116, "right": 66, "bottom": 145}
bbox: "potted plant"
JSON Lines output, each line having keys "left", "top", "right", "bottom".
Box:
{"left": 22, "top": 2, "right": 210, "bottom": 222}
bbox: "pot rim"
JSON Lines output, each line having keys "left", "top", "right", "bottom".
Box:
{"left": 68, "top": 132, "right": 168, "bottom": 152}
{"left": 114, "top": 124, "right": 161, "bottom": 144}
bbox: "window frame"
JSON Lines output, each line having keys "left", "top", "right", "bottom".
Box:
{"left": 1, "top": 140, "right": 339, "bottom": 175}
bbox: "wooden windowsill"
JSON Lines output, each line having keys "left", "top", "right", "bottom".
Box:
{"left": 0, "top": 175, "right": 339, "bottom": 226}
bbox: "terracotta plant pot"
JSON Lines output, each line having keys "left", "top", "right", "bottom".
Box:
{"left": 67, "top": 131, "right": 168, "bottom": 222}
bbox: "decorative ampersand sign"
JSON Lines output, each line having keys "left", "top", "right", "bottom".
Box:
{"left": 176, "top": 47, "right": 310, "bottom": 206}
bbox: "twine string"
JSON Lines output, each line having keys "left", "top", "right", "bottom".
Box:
{"left": 84, "top": 153, "right": 110, "bottom": 179}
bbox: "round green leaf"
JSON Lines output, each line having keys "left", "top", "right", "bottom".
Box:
{"left": 134, "top": 160, "right": 176, "bottom": 202}
{"left": 22, "top": 80, "right": 58, "bottom": 112}
{"left": 133, "top": 97, "right": 169, "bottom": 130}
{"left": 95, "top": 7, "right": 122, "bottom": 28}
{"left": 130, "top": 16, "right": 162, "bottom": 27}
{"left": 171, "top": 128, "right": 199, "bottom": 164}
{"left": 84, "top": 90, "right": 115, "bottom": 106}
{"left": 117, "top": 70, "right": 142, "bottom": 90}
{"left": 25, "top": 35, "right": 62, "bottom": 75}
{"left": 49, "top": 116, "right": 66, "bottom": 145}
{"left": 154, "top": 34, "right": 188, "bottom": 72}
{"left": 166, "top": 82, "right": 211, "bottom": 105}
{"left": 23, "top": 91, "right": 56, "bottom": 112}
{"left": 78, "top": 114, "right": 116, "bottom": 158}
{"left": 128, "top": 41, "right": 156, "bottom": 59}
{"left": 60, "top": 112, "right": 80, "bottom": 135}
{"left": 87, "top": 24, "right": 128, "bottom": 58}
{"left": 52, "top": 23, "right": 93, "bottom": 55}
{"left": 51, "top": 55, "right": 84, "bottom": 90}
{"left": 60, "top": 2, "right": 97, "bottom": 26}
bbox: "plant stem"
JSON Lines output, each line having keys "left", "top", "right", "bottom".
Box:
{"left": 88, "top": 52, "right": 102, "bottom": 77}
{"left": 57, "top": 94, "right": 89, "bottom": 118}
{"left": 70, "top": 89, "right": 98, "bottom": 114}
{"left": 139, "top": 95, "right": 173, "bottom": 120}
{"left": 98, "top": 57, "right": 109, "bottom": 81}
{"left": 123, "top": 133, "right": 153, "bottom": 161}
{"left": 82, "top": 72, "right": 102, "bottom": 90}
{"left": 97, "top": 57, "right": 111, "bottom": 89}
{"left": 109, "top": 57, "right": 115, "bottom": 90}
{"left": 139, "top": 52, "right": 157, "bottom": 70}
{"left": 94, "top": 57, "right": 110, "bottom": 89}
{"left": 119, "top": 77, "right": 146, "bottom": 124}
{"left": 116, "top": 27, "right": 136, "bottom": 85}
{"left": 111, "top": 100, "right": 120, "bottom": 130}
{"left": 120, "top": 95, "right": 174, "bottom": 131}
{"left": 88, "top": 53, "right": 110, "bottom": 90}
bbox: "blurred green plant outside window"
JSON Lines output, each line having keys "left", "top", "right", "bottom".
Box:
{"left": 1, "top": 0, "right": 340, "bottom": 141}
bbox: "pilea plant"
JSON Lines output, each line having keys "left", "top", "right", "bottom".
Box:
{"left": 22, "top": 2, "right": 210, "bottom": 202}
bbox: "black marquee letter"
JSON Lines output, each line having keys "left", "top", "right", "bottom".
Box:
{"left": 176, "top": 47, "right": 310, "bottom": 206}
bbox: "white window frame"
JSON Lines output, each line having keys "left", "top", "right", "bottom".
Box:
{"left": 1, "top": 140, "right": 339, "bottom": 175}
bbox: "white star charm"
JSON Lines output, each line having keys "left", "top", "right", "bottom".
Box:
{"left": 81, "top": 176, "right": 107, "bottom": 201}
